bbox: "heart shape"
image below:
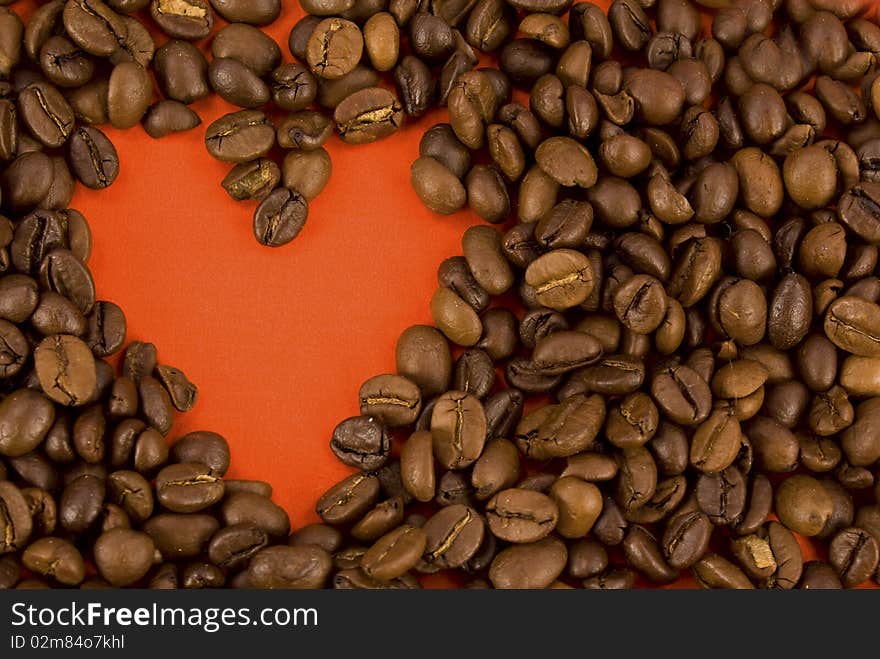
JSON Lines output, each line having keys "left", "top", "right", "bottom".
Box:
{"left": 61, "top": 3, "right": 476, "bottom": 532}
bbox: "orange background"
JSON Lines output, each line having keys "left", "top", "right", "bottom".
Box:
{"left": 12, "top": 0, "right": 880, "bottom": 588}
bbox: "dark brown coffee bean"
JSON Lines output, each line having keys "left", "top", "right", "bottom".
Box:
{"left": 253, "top": 188, "right": 308, "bottom": 248}
{"left": 93, "top": 528, "right": 156, "bottom": 586}
{"left": 143, "top": 513, "right": 218, "bottom": 559}
{"left": 696, "top": 466, "right": 746, "bottom": 526}
{"left": 768, "top": 273, "right": 813, "bottom": 350}
{"left": 154, "top": 40, "right": 209, "bottom": 104}
{"left": 208, "top": 524, "right": 269, "bottom": 570}
{"left": 330, "top": 415, "right": 391, "bottom": 471}
{"left": 623, "top": 525, "right": 677, "bottom": 583}
{"left": 67, "top": 126, "right": 119, "bottom": 189}
{"left": 0, "top": 481, "right": 32, "bottom": 553}
{"left": 692, "top": 552, "right": 754, "bottom": 589}
{"left": 825, "top": 296, "right": 880, "bottom": 357}
{"left": 800, "top": 561, "right": 843, "bottom": 589}
{"left": 516, "top": 394, "right": 604, "bottom": 459}
{"left": 208, "top": 58, "right": 270, "bottom": 109}
{"left": 210, "top": 0, "right": 280, "bottom": 25}
{"left": 154, "top": 364, "right": 197, "bottom": 413}
{"left": 829, "top": 527, "right": 879, "bottom": 587}
{"left": 171, "top": 431, "right": 229, "bottom": 476}
{"left": 155, "top": 463, "right": 224, "bottom": 513}
{"left": 58, "top": 474, "right": 104, "bottom": 534}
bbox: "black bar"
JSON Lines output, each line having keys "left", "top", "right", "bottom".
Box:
{"left": 0, "top": 590, "right": 876, "bottom": 655}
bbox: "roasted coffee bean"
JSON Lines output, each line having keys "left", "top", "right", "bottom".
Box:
{"left": 486, "top": 488, "right": 558, "bottom": 543}
{"left": 209, "top": 57, "right": 270, "bottom": 109}
{"left": 59, "top": 475, "right": 104, "bottom": 534}
{"left": 361, "top": 525, "right": 427, "bottom": 581}
{"left": 19, "top": 81, "right": 74, "bottom": 150}
{"left": 775, "top": 475, "right": 833, "bottom": 537}
{"left": 411, "top": 156, "right": 467, "bottom": 215}
{"left": 800, "top": 561, "right": 843, "bottom": 589}
{"left": 253, "top": 188, "right": 308, "bottom": 248}
{"left": 692, "top": 552, "right": 754, "bottom": 589}
{"left": 282, "top": 149, "right": 331, "bottom": 202}
{"left": 172, "top": 431, "right": 230, "bottom": 476}
{"left": 315, "top": 472, "right": 379, "bottom": 527}
{"left": 154, "top": 40, "right": 209, "bottom": 104}
{"left": 331, "top": 416, "right": 391, "bottom": 471}
{"left": 307, "top": 18, "right": 363, "bottom": 80}
{"left": 144, "top": 513, "right": 218, "bottom": 559}
{"left": 488, "top": 536, "right": 567, "bottom": 589}
{"left": 154, "top": 364, "right": 197, "bottom": 413}
{"left": 205, "top": 110, "right": 275, "bottom": 163}
{"left": 67, "top": 126, "right": 119, "bottom": 189}
{"left": 516, "top": 394, "right": 604, "bottom": 459}
{"left": 825, "top": 296, "right": 880, "bottom": 357}
{"left": 150, "top": 0, "right": 213, "bottom": 40}
{"left": 34, "top": 335, "right": 96, "bottom": 407}
{"left": 107, "top": 62, "right": 152, "bottom": 129}
{"left": 422, "top": 504, "right": 484, "bottom": 569}
{"left": 0, "top": 481, "right": 32, "bottom": 553}
{"left": 222, "top": 159, "right": 281, "bottom": 202}
{"left": 334, "top": 87, "right": 403, "bottom": 145}
{"left": 155, "top": 463, "right": 224, "bottom": 513}
{"left": 769, "top": 273, "right": 813, "bottom": 350}
{"left": 22, "top": 537, "right": 84, "bottom": 586}
{"left": 696, "top": 467, "right": 746, "bottom": 526}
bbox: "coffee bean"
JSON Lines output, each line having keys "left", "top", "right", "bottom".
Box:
{"left": 411, "top": 156, "right": 467, "bottom": 215}
{"left": 431, "top": 391, "right": 486, "bottom": 470}
{"left": 281, "top": 149, "right": 331, "bottom": 202}
{"left": 155, "top": 463, "right": 224, "bottom": 513}
{"left": 488, "top": 536, "right": 566, "bottom": 589}
{"left": 205, "top": 110, "right": 275, "bottom": 163}
{"left": 422, "top": 504, "right": 484, "bottom": 569}
{"left": 253, "top": 187, "right": 308, "bottom": 248}
{"left": 0, "top": 481, "right": 32, "bottom": 553}
{"left": 154, "top": 40, "right": 209, "bottom": 104}
{"left": 307, "top": 18, "right": 363, "bottom": 80}
{"left": 59, "top": 474, "right": 104, "bottom": 534}
{"left": 222, "top": 159, "right": 281, "bottom": 202}
{"left": 22, "top": 537, "right": 85, "bottom": 586}
{"left": 150, "top": 0, "right": 213, "bottom": 40}
{"left": 361, "top": 524, "right": 427, "bottom": 581}
{"left": 775, "top": 475, "right": 833, "bottom": 537}
{"left": 825, "top": 296, "right": 880, "bottom": 357}
{"left": 334, "top": 86, "right": 403, "bottom": 144}
{"left": 34, "top": 335, "right": 96, "bottom": 407}
{"left": 144, "top": 513, "right": 218, "bottom": 559}
{"left": 68, "top": 126, "right": 119, "bottom": 190}
{"left": 331, "top": 415, "right": 391, "bottom": 471}
{"left": 94, "top": 528, "right": 156, "bottom": 586}
{"left": 211, "top": 0, "right": 279, "bottom": 25}
{"left": 154, "top": 364, "right": 197, "bottom": 412}
{"left": 209, "top": 57, "right": 270, "bottom": 109}
{"left": 800, "top": 561, "right": 843, "bottom": 589}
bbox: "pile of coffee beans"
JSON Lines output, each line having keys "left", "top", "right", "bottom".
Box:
{"left": 3, "top": 0, "right": 880, "bottom": 590}
{"left": 312, "top": 0, "right": 880, "bottom": 590}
